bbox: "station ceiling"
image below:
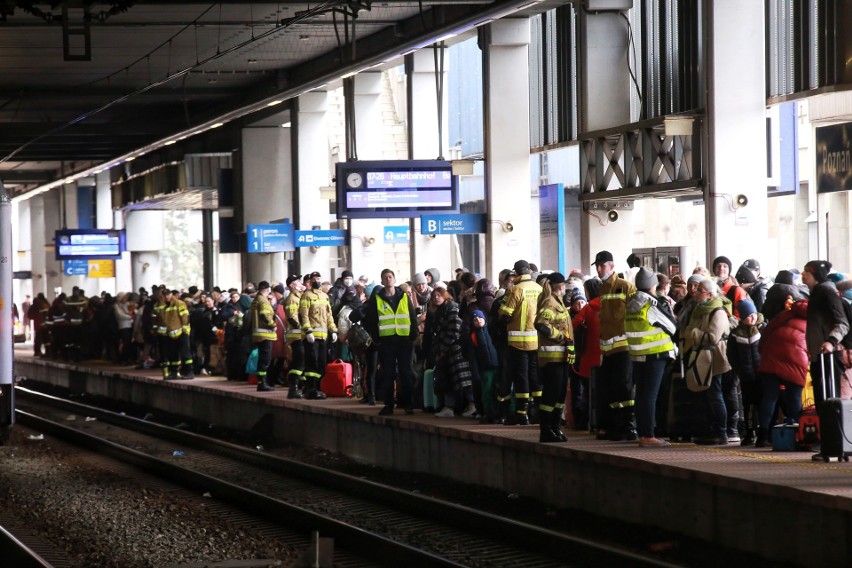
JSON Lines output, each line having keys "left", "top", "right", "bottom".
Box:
{"left": 0, "top": 0, "right": 565, "bottom": 199}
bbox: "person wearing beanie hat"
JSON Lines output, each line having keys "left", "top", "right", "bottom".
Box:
{"left": 498, "top": 256, "right": 543, "bottom": 426}
{"left": 569, "top": 289, "right": 587, "bottom": 316}
{"left": 624, "top": 263, "right": 677, "bottom": 447}
{"left": 669, "top": 275, "right": 688, "bottom": 303}
{"left": 534, "top": 270, "right": 574, "bottom": 442}
{"left": 762, "top": 272, "right": 806, "bottom": 322}
{"left": 802, "top": 259, "right": 850, "bottom": 460}
{"left": 593, "top": 249, "right": 638, "bottom": 441}
{"left": 411, "top": 272, "right": 432, "bottom": 308}
{"left": 713, "top": 255, "right": 749, "bottom": 318}
{"left": 272, "top": 283, "right": 286, "bottom": 296}
{"left": 634, "top": 267, "right": 657, "bottom": 292}
{"left": 728, "top": 297, "right": 764, "bottom": 446}
{"left": 712, "top": 256, "right": 733, "bottom": 279}
{"left": 249, "top": 277, "right": 278, "bottom": 392}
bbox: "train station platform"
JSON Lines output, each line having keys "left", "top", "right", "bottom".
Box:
{"left": 11, "top": 346, "right": 852, "bottom": 567}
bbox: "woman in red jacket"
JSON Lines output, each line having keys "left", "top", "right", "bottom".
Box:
{"left": 570, "top": 278, "right": 602, "bottom": 430}
{"left": 755, "top": 299, "right": 809, "bottom": 447}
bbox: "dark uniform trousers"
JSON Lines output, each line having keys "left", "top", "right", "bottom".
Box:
{"left": 288, "top": 340, "right": 305, "bottom": 386}
{"left": 599, "top": 350, "right": 633, "bottom": 431}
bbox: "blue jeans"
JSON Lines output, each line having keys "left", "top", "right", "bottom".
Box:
{"left": 633, "top": 358, "right": 668, "bottom": 438}
{"left": 757, "top": 372, "right": 803, "bottom": 431}
{"left": 703, "top": 374, "right": 727, "bottom": 438}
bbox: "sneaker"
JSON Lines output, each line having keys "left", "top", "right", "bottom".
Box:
{"left": 435, "top": 407, "right": 455, "bottom": 417}
{"left": 638, "top": 437, "right": 671, "bottom": 447}
{"left": 726, "top": 434, "right": 741, "bottom": 444}
{"left": 811, "top": 453, "right": 839, "bottom": 462}
{"left": 200, "top": 369, "right": 211, "bottom": 376}
{"left": 461, "top": 404, "right": 477, "bottom": 418}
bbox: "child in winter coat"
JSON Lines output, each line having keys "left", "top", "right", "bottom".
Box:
{"left": 467, "top": 309, "right": 500, "bottom": 422}
{"left": 727, "top": 298, "right": 766, "bottom": 445}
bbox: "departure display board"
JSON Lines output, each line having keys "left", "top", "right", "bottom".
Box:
{"left": 55, "top": 229, "right": 126, "bottom": 261}
{"left": 336, "top": 160, "right": 459, "bottom": 219}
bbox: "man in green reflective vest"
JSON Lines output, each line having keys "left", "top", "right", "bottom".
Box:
{"left": 366, "top": 268, "right": 418, "bottom": 416}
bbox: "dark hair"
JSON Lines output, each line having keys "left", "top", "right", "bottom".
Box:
{"left": 460, "top": 272, "right": 477, "bottom": 288}
{"left": 381, "top": 268, "right": 395, "bottom": 279}
{"left": 446, "top": 280, "right": 462, "bottom": 301}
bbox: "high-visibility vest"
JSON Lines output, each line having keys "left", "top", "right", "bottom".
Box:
{"left": 625, "top": 301, "right": 674, "bottom": 357}
{"left": 598, "top": 275, "right": 634, "bottom": 354}
{"left": 251, "top": 295, "right": 277, "bottom": 342}
{"left": 283, "top": 292, "right": 304, "bottom": 341}
{"left": 376, "top": 295, "right": 411, "bottom": 337}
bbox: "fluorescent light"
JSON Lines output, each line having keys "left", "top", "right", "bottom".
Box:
{"left": 267, "top": 100, "right": 283, "bottom": 107}
{"left": 211, "top": 122, "right": 224, "bottom": 129}
{"left": 164, "top": 140, "right": 176, "bottom": 145}
{"left": 281, "top": 122, "right": 291, "bottom": 128}
{"left": 64, "top": 178, "right": 74, "bottom": 184}
{"left": 125, "top": 157, "right": 135, "bottom": 162}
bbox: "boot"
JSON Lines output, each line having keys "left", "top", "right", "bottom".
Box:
{"left": 287, "top": 375, "right": 304, "bottom": 399}
{"left": 754, "top": 428, "right": 767, "bottom": 448}
{"left": 256, "top": 376, "right": 275, "bottom": 392}
{"left": 741, "top": 428, "right": 755, "bottom": 446}
{"left": 623, "top": 409, "right": 638, "bottom": 441}
{"left": 552, "top": 409, "right": 568, "bottom": 442}
{"left": 305, "top": 377, "right": 327, "bottom": 400}
{"left": 540, "top": 420, "right": 561, "bottom": 443}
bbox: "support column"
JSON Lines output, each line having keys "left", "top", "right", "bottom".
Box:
{"left": 408, "top": 49, "right": 454, "bottom": 278}
{"left": 241, "top": 124, "right": 293, "bottom": 284}
{"left": 15, "top": 199, "right": 32, "bottom": 301}
{"left": 483, "top": 20, "right": 532, "bottom": 281}
{"left": 41, "top": 191, "right": 64, "bottom": 297}
{"left": 704, "top": 0, "right": 767, "bottom": 265}
{"left": 29, "top": 196, "right": 47, "bottom": 298}
{"left": 349, "top": 73, "right": 387, "bottom": 281}
{"left": 125, "top": 210, "right": 164, "bottom": 291}
{"left": 202, "top": 209, "right": 214, "bottom": 291}
{"left": 578, "top": 9, "right": 634, "bottom": 268}
{"left": 296, "top": 91, "right": 333, "bottom": 277}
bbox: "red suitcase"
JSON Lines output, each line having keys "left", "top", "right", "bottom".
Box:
{"left": 322, "top": 359, "right": 353, "bottom": 397}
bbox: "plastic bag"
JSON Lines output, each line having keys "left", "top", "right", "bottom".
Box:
{"left": 245, "top": 348, "right": 259, "bottom": 374}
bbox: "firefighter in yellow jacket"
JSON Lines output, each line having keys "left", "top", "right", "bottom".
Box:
{"left": 299, "top": 271, "right": 337, "bottom": 399}
{"left": 155, "top": 288, "right": 193, "bottom": 380}
{"left": 593, "top": 250, "right": 637, "bottom": 441}
{"left": 250, "top": 281, "right": 277, "bottom": 392}
{"left": 283, "top": 274, "right": 306, "bottom": 399}
{"left": 498, "top": 259, "right": 542, "bottom": 425}
{"left": 534, "top": 272, "right": 575, "bottom": 443}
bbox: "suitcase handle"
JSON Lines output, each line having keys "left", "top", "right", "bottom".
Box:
{"left": 820, "top": 351, "right": 837, "bottom": 401}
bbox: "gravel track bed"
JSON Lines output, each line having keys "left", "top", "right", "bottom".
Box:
{"left": 0, "top": 425, "right": 297, "bottom": 568}
{"left": 15, "top": 386, "right": 792, "bottom": 568}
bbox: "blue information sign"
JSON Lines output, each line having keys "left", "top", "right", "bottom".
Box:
{"left": 539, "top": 184, "right": 566, "bottom": 274}
{"left": 383, "top": 226, "right": 410, "bottom": 244}
{"left": 420, "top": 213, "right": 486, "bottom": 235}
{"left": 247, "top": 223, "right": 294, "bottom": 253}
{"left": 295, "top": 229, "right": 347, "bottom": 248}
{"left": 63, "top": 259, "right": 89, "bottom": 276}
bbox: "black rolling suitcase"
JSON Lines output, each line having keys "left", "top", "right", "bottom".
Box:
{"left": 817, "top": 352, "right": 852, "bottom": 462}
{"left": 667, "top": 362, "right": 707, "bottom": 443}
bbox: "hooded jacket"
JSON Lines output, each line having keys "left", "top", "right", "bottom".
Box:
{"left": 625, "top": 290, "right": 676, "bottom": 361}
{"left": 726, "top": 313, "right": 765, "bottom": 381}
{"left": 762, "top": 282, "right": 805, "bottom": 321}
{"left": 805, "top": 280, "right": 849, "bottom": 358}
{"left": 683, "top": 296, "right": 733, "bottom": 376}
{"left": 572, "top": 297, "right": 601, "bottom": 378}
{"left": 757, "top": 300, "right": 809, "bottom": 386}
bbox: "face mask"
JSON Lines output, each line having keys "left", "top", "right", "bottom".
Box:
{"left": 311, "top": 281, "right": 321, "bottom": 290}
{"left": 343, "top": 277, "right": 354, "bottom": 287}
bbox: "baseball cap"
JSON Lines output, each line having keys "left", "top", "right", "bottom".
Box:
{"left": 512, "top": 260, "right": 531, "bottom": 274}
{"left": 592, "top": 250, "right": 614, "bottom": 266}
{"left": 310, "top": 271, "right": 321, "bottom": 278}
{"left": 286, "top": 274, "right": 302, "bottom": 286}
{"left": 743, "top": 258, "right": 760, "bottom": 272}
{"left": 257, "top": 280, "right": 271, "bottom": 291}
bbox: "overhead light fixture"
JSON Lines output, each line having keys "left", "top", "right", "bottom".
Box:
{"left": 267, "top": 99, "right": 283, "bottom": 107}
{"left": 211, "top": 123, "right": 224, "bottom": 129}
{"left": 299, "top": 35, "right": 310, "bottom": 41}
{"left": 281, "top": 122, "right": 291, "bottom": 128}
{"left": 164, "top": 140, "right": 176, "bottom": 146}
{"left": 125, "top": 157, "right": 135, "bottom": 162}
{"left": 64, "top": 178, "right": 74, "bottom": 184}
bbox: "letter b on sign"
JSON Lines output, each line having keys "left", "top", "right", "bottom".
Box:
{"left": 427, "top": 220, "right": 437, "bottom": 233}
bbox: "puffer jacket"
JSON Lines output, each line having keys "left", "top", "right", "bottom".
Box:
{"left": 805, "top": 281, "right": 849, "bottom": 358}
{"left": 726, "top": 314, "right": 765, "bottom": 381}
{"left": 757, "top": 300, "right": 809, "bottom": 387}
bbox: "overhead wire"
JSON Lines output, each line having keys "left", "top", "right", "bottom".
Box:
{"left": 0, "top": 0, "right": 342, "bottom": 166}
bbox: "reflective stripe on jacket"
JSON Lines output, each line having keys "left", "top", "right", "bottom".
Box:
{"left": 598, "top": 275, "right": 635, "bottom": 355}
{"left": 284, "top": 292, "right": 304, "bottom": 341}
{"left": 250, "top": 294, "right": 277, "bottom": 342}
{"left": 376, "top": 295, "right": 411, "bottom": 337}
{"left": 299, "top": 289, "right": 336, "bottom": 339}
{"left": 625, "top": 301, "right": 675, "bottom": 357}
{"left": 536, "top": 296, "right": 575, "bottom": 365}
{"left": 499, "top": 275, "right": 542, "bottom": 351}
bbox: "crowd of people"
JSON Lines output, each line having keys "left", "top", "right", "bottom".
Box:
{"left": 17, "top": 252, "right": 852, "bottom": 455}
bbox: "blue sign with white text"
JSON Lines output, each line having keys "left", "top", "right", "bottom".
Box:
{"left": 420, "top": 214, "right": 486, "bottom": 235}
{"left": 247, "top": 223, "right": 295, "bottom": 253}
{"left": 383, "top": 226, "right": 410, "bottom": 244}
{"left": 295, "top": 229, "right": 347, "bottom": 248}
{"left": 63, "top": 259, "right": 88, "bottom": 276}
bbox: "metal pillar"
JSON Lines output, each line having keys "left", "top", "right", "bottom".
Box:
{"left": 202, "top": 209, "right": 214, "bottom": 291}
{"left": 0, "top": 179, "right": 15, "bottom": 441}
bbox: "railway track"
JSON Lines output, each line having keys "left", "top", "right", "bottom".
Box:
{"left": 15, "top": 386, "right": 683, "bottom": 568}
